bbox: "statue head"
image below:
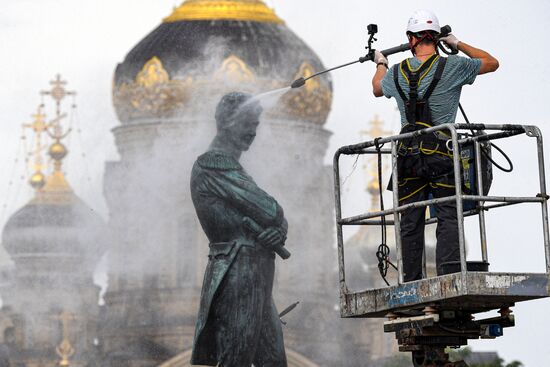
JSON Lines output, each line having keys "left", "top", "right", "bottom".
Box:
{"left": 215, "top": 92, "right": 263, "bottom": 152}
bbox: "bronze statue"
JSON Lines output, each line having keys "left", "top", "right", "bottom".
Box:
{"left": 190, "top": 92, "right": 288, "bottom": 367}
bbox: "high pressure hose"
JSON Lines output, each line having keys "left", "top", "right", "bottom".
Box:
{"left": 458, "top": 103, "right": 514, "bottom": 173}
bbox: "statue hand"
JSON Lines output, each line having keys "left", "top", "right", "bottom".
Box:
{"left": 257, "top": 227, "right": 286, "bottom": 249}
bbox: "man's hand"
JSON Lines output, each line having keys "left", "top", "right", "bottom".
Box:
{"left": 372, "top": 51, "right": 388, "bottom": 97}
{"left": 374, "top": 50, "right": 388, "bottom": 66}
{"left": 440, "top": 34, "right": 460, "bottom": 51}
{"left": 257, "top": 227, "right": 286, "bottom": 249}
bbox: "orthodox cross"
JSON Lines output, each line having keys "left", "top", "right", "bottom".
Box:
{"left": 360, "top": 115, "right": 393, "bottom": 210}
{"left": 56, "top": 310, "right": 76, "bottom": 367}
{"left": 41, "top": 74, "right": 76, "bottom": 118}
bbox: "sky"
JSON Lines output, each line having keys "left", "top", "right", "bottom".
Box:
{"left": 1, "top": 0, "right": 549, "bottom": 365}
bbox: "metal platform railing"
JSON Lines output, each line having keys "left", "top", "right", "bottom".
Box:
{"left": 334, "top": 123, "right": 550, "bottom": 293}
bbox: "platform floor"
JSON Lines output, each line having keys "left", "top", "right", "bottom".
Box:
{"left": 341, "top": 272, "right": 550, "bottom": 318}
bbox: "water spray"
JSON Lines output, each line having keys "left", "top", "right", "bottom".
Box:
{"left": 291, "top": 24, "right": 455, "bottom": 89}
{"left": 251, "top": 25, "right": 456, "bottom": 112}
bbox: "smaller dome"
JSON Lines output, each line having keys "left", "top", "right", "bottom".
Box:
{"left": 2, "top": 171, "right": 106, "bottom": 262}
{"left": 49, "top": 142, "right": 67, "bottom": 161}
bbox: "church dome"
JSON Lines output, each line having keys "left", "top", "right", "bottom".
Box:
{"left": 113, "top": 0, "right": 332, "bottom": 125}
{"left": 2, "top": 171, "right": 105, "bottom": 263}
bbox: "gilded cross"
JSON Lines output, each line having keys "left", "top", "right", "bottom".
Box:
{"left": 41, "top": 74, "right": 76, "bottom": 117}
{"left": 360, "top": 114, "right": 391, "bottom": 139}
{"left": 56, "top": 310, "right": 75, "bottom": 367}
{"left": 360, "top": 115, "right": 394, "bottom": 210}
{"left": 23, "top": 106, "right": 49, "bottom": 174}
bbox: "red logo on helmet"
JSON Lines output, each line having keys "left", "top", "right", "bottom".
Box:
{"left": 427, "top": 20, "right": 433, "bottom": 24}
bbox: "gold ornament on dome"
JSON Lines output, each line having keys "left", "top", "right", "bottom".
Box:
{"left": 277, "top": 62, "right": 332, "bottom": 125}
{"left": 23, "top": 74, "right": 76, "bottom": 204}
{"left": 56, "top": 310, "right": 75, "bottom": 367}
{"left": 214, "top": 55, "right": 255, "bottom": 84}
{"left": 49, "top": 142, "right": 68, "bottom": 161}
{"left": 17, "top": 75, "right": 84, "bottom": 206}
{"left": 164, "top": 0, "right": 284, "bottom": 24}
{"left": 113, "top": 56, "right": 192, "bottom": 122}
{"left": 29, "top": 171, "right": 46, "bottom": 190}
{"left": 114, "top": 56, "right": 333, "bottom": 125}
{"left": 136, "top": 56, "right": 170, "bottom": 86}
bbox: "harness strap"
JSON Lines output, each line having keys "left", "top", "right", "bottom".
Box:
{"left": 394, "top": 55, "right": 447, "bottom": 126}
{"left": 402, "top": 54, "right": 439, "bottom": 99}
{"left": 422, "top": 57, "right": 447, "bottom": 100}
{"left": 394, "top": 66, "right": 408, "bottom": 102}
{"left": 393, "top": 54, "right": 442, "bottom": 103}
{"left": 401, "top": 54, "right": 439, "bottom": 86}
{"left": 408, "top": 72, "right": 419, "bottom": 122}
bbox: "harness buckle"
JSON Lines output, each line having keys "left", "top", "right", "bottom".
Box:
{"left": 397, "top": 143, "right": 408, "bottom": 157}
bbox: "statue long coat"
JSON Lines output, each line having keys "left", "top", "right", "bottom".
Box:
{"left": 190, "top": 150, "right": 287, "bottom": 366}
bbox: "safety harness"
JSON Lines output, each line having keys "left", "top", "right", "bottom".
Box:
{"left": 394, "top": 54, "right": 449, "bottom": 157}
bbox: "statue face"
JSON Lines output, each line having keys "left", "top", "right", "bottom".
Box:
{"left": 225, "top": 110, "right": 261, "bottom": 152}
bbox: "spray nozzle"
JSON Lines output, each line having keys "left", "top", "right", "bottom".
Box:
{"left": 291, "top": 77, "right": 306, "bottom": 89}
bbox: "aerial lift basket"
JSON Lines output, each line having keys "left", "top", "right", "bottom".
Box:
{"left": 333, "top": 123, "right": 550, "bottom": 363}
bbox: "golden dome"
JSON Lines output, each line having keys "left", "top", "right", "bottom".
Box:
{"left": 49, "top": 142, "right": 68, "bottom": 161}
{"left": 113, "top": 2, "right": 332, "bottom": 125}
{"left": 29, "top": 171, "right": 46, "bottom": 190}
{"left": 164, "top": 0, "right": 284, "bottom": 24}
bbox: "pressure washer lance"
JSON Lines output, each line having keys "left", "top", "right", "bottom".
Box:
{"left": 290, "top": 25, "right": 455, "bottom": 89}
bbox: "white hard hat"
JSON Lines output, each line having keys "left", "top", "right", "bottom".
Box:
{"left": 407, "top": 9, "right": 441, "bottom": 34}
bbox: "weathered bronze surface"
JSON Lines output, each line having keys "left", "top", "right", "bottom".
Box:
{"left": 190, "top": 92, "right": 288, "bottom": 366}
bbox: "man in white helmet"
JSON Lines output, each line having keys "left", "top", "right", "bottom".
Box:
{"left": 371, "top": 10, "right": 499, "bottom": 282}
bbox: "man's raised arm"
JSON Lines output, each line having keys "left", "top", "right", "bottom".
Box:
{"left": 440, "top": 34, "right": 499, "bottom": 74}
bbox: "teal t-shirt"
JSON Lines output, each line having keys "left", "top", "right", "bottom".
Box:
{"left": 381, "top": 55, "right": 481, "bottom": 126}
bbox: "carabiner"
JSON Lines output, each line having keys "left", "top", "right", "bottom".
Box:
{"left": 446, "top": 139, "right": 453, "bottom": 152}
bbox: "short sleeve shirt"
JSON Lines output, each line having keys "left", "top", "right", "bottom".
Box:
{"left": 381, "top": 55, "right": 481, "bottom": 126}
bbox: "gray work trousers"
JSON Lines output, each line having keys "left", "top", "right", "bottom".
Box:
{"left": 397, "top": 152, "right": 460, "bottom": 282}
